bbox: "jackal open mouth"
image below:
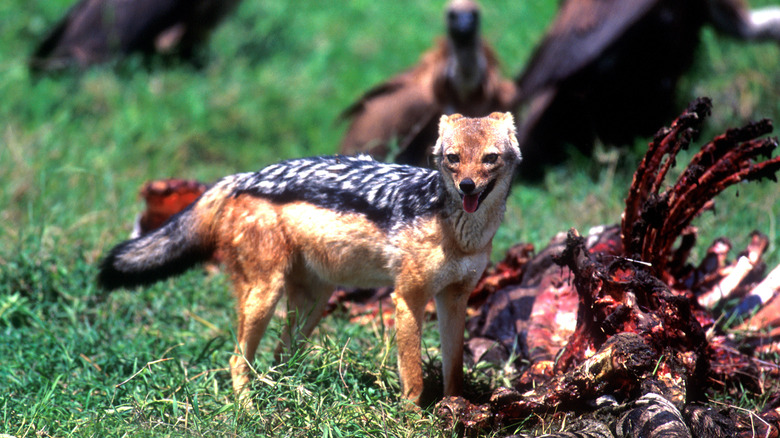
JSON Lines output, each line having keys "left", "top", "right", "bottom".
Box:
{"left": 461, "top": 179, "right": 496, "bottom": 213}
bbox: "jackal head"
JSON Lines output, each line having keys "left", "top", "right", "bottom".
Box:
{"left": 433, "top": 112, "right": 521, "bottom": 213}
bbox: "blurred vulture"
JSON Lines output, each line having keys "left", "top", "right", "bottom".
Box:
{"left": 515, "top": 0, "right": 780, "bottom": 175}
{"left": 339, "top": 0, "right": 517, "bottom": 167}
{"left": 30, "top": 0, "right": 242, "bottom": 72}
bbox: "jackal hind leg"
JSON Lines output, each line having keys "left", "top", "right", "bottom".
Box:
{"left": 274, "top": 266, "right": 333, "bottom": 362}
{"left": 392, "top": 286, "right": 430, "bottom": 405}
{"left": 217, "top": 197, "right": 294, "bottom": 406}
{"left": 434, "top": 283, "right": 471, "bottom": 398}
{"left": 230, "top": 275, "right": 286, "bottom": 402}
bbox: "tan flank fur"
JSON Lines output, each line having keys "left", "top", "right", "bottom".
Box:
{"left": 98, "top": 112, "right": 522, "bottom": 405}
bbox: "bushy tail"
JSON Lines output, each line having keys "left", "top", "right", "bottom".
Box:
{"left": 98, "top": 190, "right": 220, "bottom": 291}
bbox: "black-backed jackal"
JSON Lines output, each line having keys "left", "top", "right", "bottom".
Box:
{"left": 99, "top": 112, "right": 522, "bottom": 405}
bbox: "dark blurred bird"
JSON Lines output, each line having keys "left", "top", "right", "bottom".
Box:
{"left": 514, "top": 0, "right": 780, "bottom": 176}
{"left": 339, "top": 0, "right": 517, "bottom": 166}
{"left": 30, "top": 0, "right": 242, "bottom": 72}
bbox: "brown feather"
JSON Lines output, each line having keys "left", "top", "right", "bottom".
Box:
{"left": 30, "top": 0, "right": 241, "bottom": 71}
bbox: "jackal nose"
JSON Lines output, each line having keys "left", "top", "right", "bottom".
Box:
{"left": 459, "top": 178, "right": 476, "bottom": 194}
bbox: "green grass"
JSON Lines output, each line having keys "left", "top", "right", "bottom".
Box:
{"left": 2, "top": 0, "right": 780, "bottom": 436}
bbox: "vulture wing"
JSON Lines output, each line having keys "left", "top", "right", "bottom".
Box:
{"left": 338, "top": 47, "right": 441, "bottom": 165}
{"left": 517, "top": 0, "right": 659, "bottom": 98}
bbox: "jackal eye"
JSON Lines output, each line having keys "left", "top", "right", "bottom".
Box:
{"left": 483, "top": 153, "right": 498, "bottom": 164}
{"left": 446, "top": 154, "right": 460, "bottom": 164}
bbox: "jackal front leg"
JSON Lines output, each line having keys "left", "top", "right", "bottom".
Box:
{"left": 392, "top": 288, "right": 429, "bottom": 405}
{"left": 434, "top": 283, "right": 471, "bottom": 397}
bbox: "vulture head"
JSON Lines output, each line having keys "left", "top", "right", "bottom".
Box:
{"left": 447, "top": 0, "right": 481, "bottom": 46}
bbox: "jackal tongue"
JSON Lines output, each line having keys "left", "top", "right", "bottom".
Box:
{"left": 462, "top": 193, "right": 480, "bottom": 213}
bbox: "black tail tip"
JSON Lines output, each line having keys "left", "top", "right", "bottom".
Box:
{"left": 95, "top": 238, "right": 214, "bottom": 292}
{"left": 95, "top": 241, "right": 151, "bottom": 292}
{"left": 96, "top": 252, "right": 133, "bottom": 292}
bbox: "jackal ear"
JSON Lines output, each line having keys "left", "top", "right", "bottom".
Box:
{"left": 487, "top": 112, "right": 513, "bottom": 123}
{"left": 439, "top": 113, "right": 464, "bottom": 131}
{"left": 489, "top": 112, "right": 517, "bottom": 139}
{"left": 435, "top": 113, "right": 463, "bottom": 155}
{"left": 490, "top": 112, "right": 522, "bottom": 162}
